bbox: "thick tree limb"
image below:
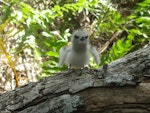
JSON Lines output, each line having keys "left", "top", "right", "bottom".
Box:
{"left": 0, "top": 45, "right": 150, "bottom": 113}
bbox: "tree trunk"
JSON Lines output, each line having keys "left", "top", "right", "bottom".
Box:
{"left": 0, "top": 45, "right": 150, "bottom": 113}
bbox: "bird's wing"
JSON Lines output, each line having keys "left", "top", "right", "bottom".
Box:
{"left": 89, "top": 45, "right": 100, "bottom": 65}
{"left": 58, "top": 46, "right": 70, "bottom": 67}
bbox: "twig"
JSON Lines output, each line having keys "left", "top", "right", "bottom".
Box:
{"left": 99, "top": 30, "right": 122, "bottom": 53}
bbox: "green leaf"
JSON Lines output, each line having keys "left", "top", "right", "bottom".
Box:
{"left": 2, "top": 2, "right": 14, "bottom": 22}
{"left": 42, "top": 32, "right": 51, "bottom": 37}
{"left": 136, "top": 17, "right": 150, "bottom": 23}
{"left": 46, "top": 51, "right": 59, "bottom": 57}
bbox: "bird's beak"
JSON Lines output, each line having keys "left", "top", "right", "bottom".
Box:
{"left": 80, "top": 37, "right": 85, "bottom": 41}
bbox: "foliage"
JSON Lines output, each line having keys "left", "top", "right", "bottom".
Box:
{"left": 100, "top": 0, "right": 150, "bottom": 64}
{"left": 131, "top": 0, "right": 150, "bottom": 46}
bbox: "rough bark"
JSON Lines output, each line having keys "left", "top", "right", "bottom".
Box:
{"left": 0, "top": 45, "right": 150, "bottom": 113}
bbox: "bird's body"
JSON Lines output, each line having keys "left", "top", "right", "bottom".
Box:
{"left": 59, "top": 29, "right": 100, "bottom": 68}
{"left": 61, "top": 45, "right": 89, "bottom": 68}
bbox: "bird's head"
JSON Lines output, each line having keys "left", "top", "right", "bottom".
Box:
{"left": 72, "top": 29, "right": 89, "bottom": 46}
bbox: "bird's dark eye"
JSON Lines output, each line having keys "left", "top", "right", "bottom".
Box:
{"left": 74, "top": 35, "right": 79, "bottom": 39}
{"left": 85, "top": 36, "right": 88, "bottom": 39}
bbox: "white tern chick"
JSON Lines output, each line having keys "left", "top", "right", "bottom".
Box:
{"left": 59, "top": 29, "right": 100, "bottom": 68}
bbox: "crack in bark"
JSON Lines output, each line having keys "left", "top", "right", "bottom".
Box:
{"left": 99, "top": 103, "right": 150, "bottom": 113}
{"left": 13, "top": 89, "right": 71, "bottom": 112}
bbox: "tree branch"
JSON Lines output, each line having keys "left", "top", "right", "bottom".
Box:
{"left": 0, "top": 45, "right": 150, "bottom": 113}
